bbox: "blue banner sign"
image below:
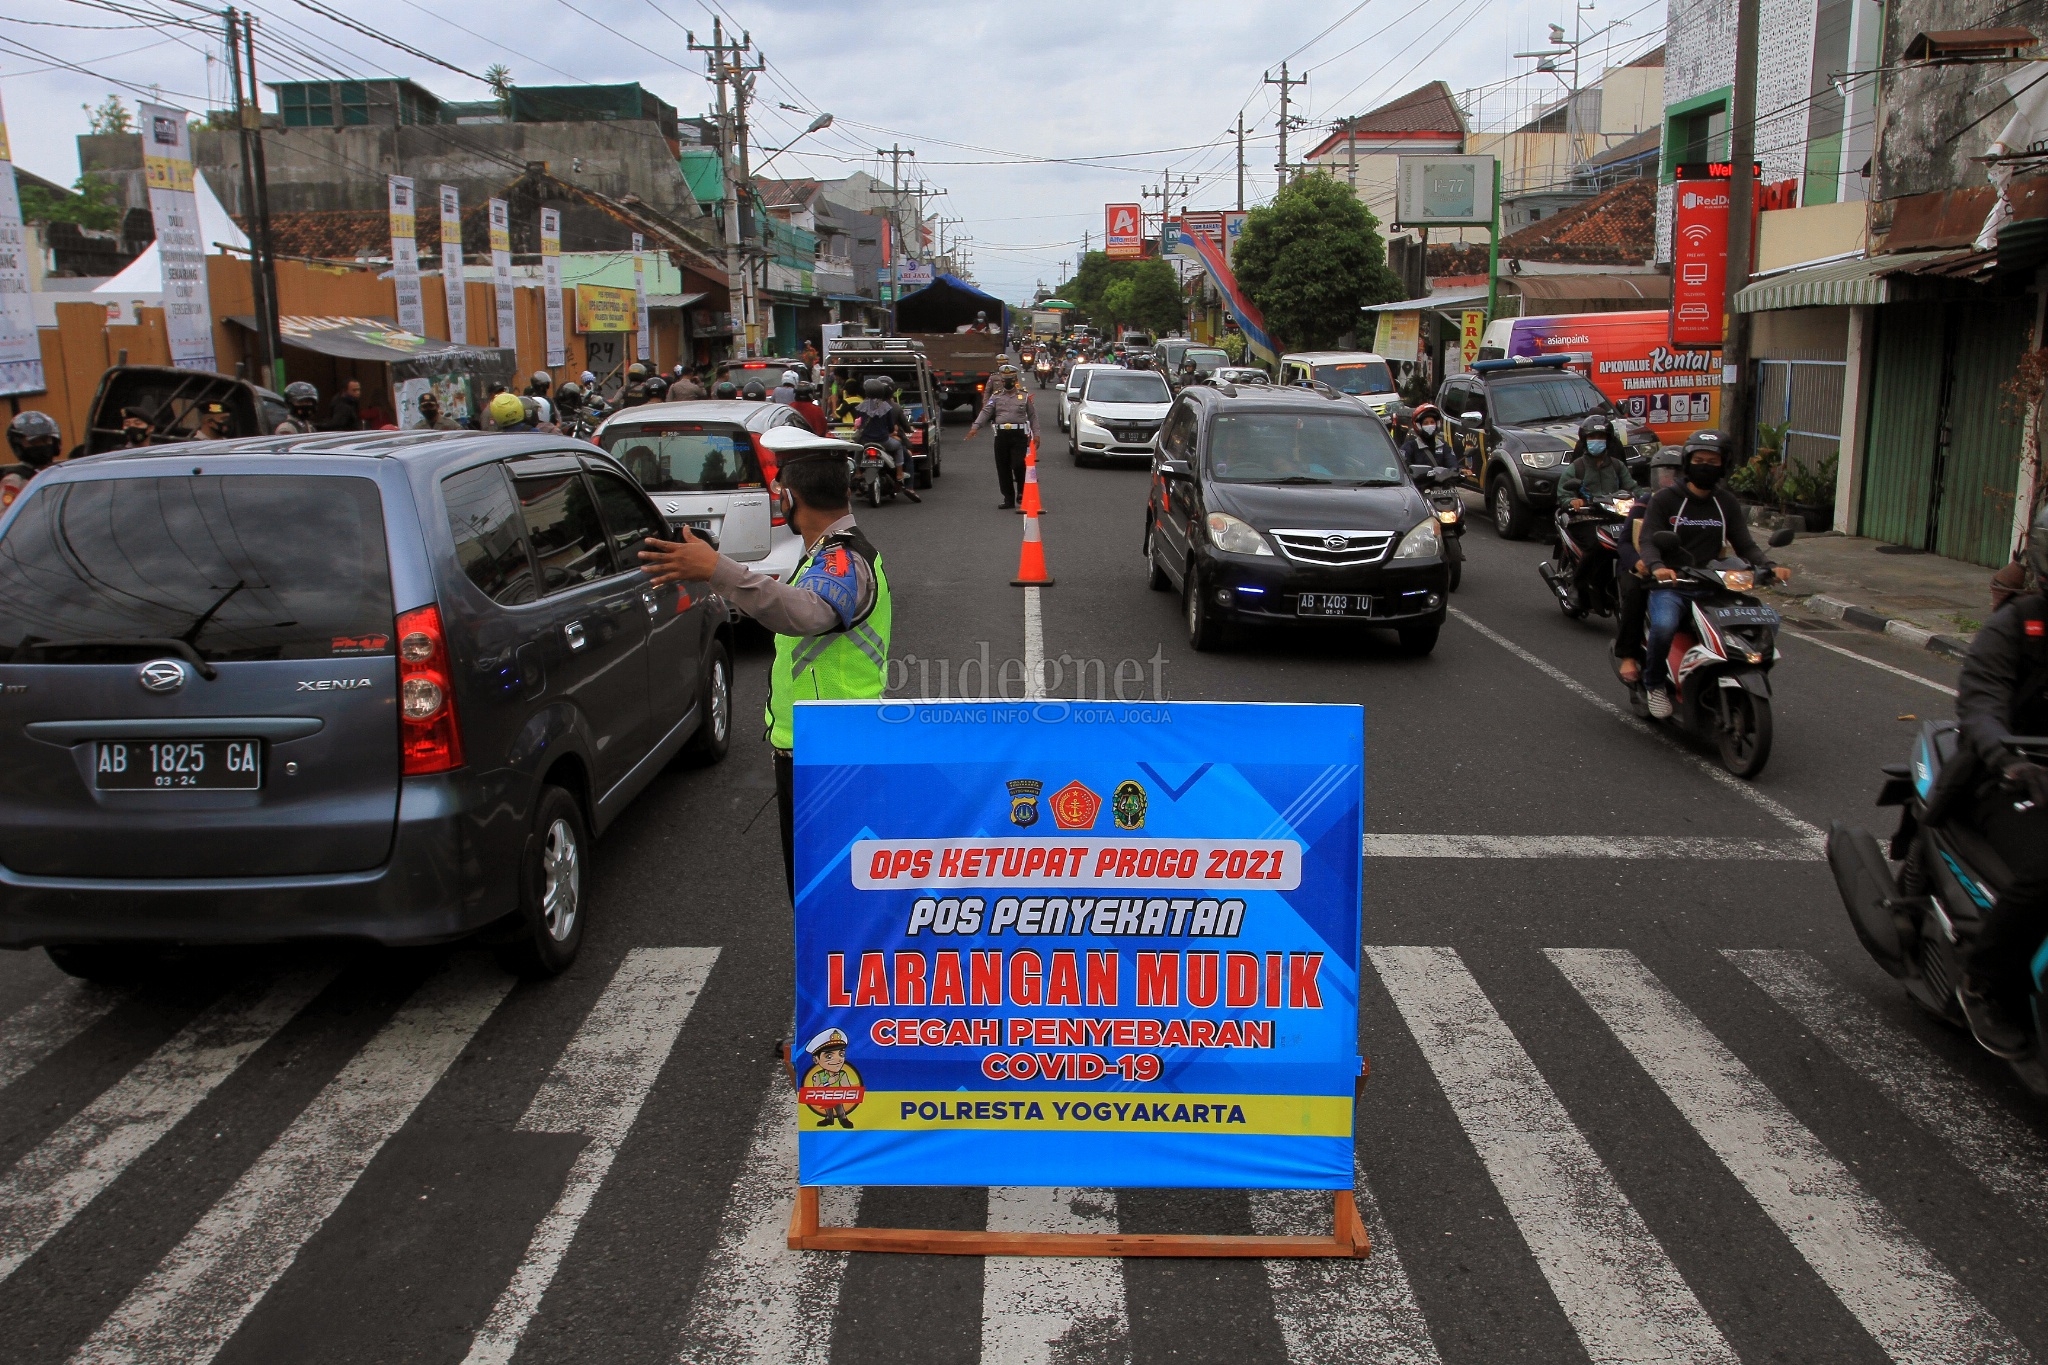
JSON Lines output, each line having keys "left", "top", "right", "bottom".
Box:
{"left": 792, "top": 700, "right": 1363, "bottom": 1189}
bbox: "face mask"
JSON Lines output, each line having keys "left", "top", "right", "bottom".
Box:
{"left": 1686, "top": 459, "right": 1723, "bottom": 487}
{"left": 1586, "top": 438, "right": 1607, "bottom": 454}
{"left": 1419, "top": 423, "right": 1438, "bottom": 437}
{"left": 1003, "top": 380, "right": 1016, "bottom": 391}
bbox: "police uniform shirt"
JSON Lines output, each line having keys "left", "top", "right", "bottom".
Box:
{"left": 705, "top": 513, "right": 875, "bottom": 636}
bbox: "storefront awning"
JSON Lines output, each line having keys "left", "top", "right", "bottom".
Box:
{"left": 230, "top": 315, "right": 511, "bottom": 365}
{"left": 1732, "top": 250, "right": 1973, "bottom": 312}
{"left": 1363, "top": 289, "right": 1491, "bottom": 313}
{"left": 646, "top": 292, "right": 707, "bottom": 309}
{"left": 1509, "top": 273, "right": 1670, "bottom": 303}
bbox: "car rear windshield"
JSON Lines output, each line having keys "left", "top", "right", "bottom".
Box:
{"left": 1207, "top": 413, "right": 1403, "bottom": 485}
{"left": 1312, "top": 362, "right": 1394, "bottom": 396}
{"left": 1086, "top": 372, "right": 1171, "bottom": 404}
{"left": 0, "top": 474, "right": 394, "bottom": 663}
{"left": 600, "top": 422, "right": 766, "bottom": 493}
{"left": 1185, "top": 349, "right": 1230, "bottom": 374}
{"left": 1489, "top": 372, "right": 1612, "bottom": 426}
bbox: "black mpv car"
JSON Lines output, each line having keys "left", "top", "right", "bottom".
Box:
{"left": 1144, "top": 384, "right": 1450, "bottom": 653}
{"left": 0, "top": 430, "right": 735, "bottom": 980}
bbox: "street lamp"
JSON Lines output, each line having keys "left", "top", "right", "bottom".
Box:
{"left": 755, "top": 112, "right": 834, "bottom": 176}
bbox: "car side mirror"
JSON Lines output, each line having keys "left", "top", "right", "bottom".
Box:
{"left": 1158, "top": 457, "right": 1192, "bottom": 479}
{"left": 1768, "top": 526, "right": 1797, "bottom": 548}
{"left": 1459, "top": 410, "right": 1484, "bottom": 425}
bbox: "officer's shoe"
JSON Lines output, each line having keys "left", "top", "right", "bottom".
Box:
{"left": 1959, "top": 976, "right": 2032, "bottom": 1060}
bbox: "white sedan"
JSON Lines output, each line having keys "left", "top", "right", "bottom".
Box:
{"left": 1070, "top": 368, "right": 1173, "bottom": 465}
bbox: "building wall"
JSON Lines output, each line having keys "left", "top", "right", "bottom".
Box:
{"left": 1874, "top": 0, "right": 2048, "bottom": 206}
{"left": 1597, "top": 66, "right": 1665, "bottom": 140}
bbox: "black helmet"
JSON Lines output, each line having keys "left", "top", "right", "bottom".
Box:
{"left": 557, "top": 380, "right": 582, "bottom": 400}
{"left": 741, "top": 380, "right": 767, "bottom": 401}
{"left": 1681, "top": 429, "right": 1727, "bottom": 456}
{"left": 1680, "top": 429, "right": 1728, "bottom": 488}
{"left": 713, "top": 380, "right": 739, "bottom": 399}
{"left": 530, "top": 370, "right": 552, "bottom": 392}
{"left": 628, "top": 362, "right": 649, "bottom": 381}
{"left": 284, "top": 380, "right": 318, "bottom": 412}
{"left": 7, "top": 410, "right": 60, "bottom": 468}
{"left": 1578, "top": 413, "right": 1616, "bottom": 443}
{"left": 862, "top": 375, "right": 892, "bottom": 398}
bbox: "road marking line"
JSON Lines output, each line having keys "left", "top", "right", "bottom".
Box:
{"left": 0, "top": 980, "right": 123, "bottom": 1093}
{"left": 1367, "top": 833, "right": 1822, "bottom": 860}
{"left": 675, "top": 1070, "right": 859, "bottom": 1365}
{"left": 1550, "top": 948, "right": 2027, "bottom": 1365}
{"left": 1725, "top": 949, "right": 2048, "bottom": 1232}
{"left": 465, "top": 947, "right": 719, "bottom": 1365}
{"left": 1024, "top": 585, "right": 1047, "bottom": 699}
{"left": 0, "top": 968, "right": 335, "bottom": 1284}
{"left": 1252, "top": 1170, "right": 1442, "bottom": 1365}
{"left": 981, "top": 1186, "right": 1129, "bottom": 1365}
{"left": 1449, "top": 607, "right": 1820, "bottom": 837}
{"left": 69, "top": 956, "right": 512, "bottom": 1365}
{"left": 1367, "top": 946, "right": 1738, "bottom": 1365}
{"left": 1777, "top": 628, "right": 1958, "bottom": 696}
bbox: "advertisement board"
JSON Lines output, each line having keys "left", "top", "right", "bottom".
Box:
{"left": 574, "top": 284, "right": 638, "bottom": 334}
{"left": 439, "top": 185, "right": 467, "bottom": 345}
{"left": 1671, "top": 179, "right": 1729, "bottom": 349}
{"left": 1395, "top": 155, "right": 1496, "bottom": 227}
{"left": 1502, "top": 310, "right": 1721, "bottom": 445}
{"left": 388, "top": 176, "right": 424, "bottom": 337}
{"left": 1460, "top": 310, "right": 1485, "bottom": 366}
{"left": 631, "top": 232, "right": 651, "bottom": 362}
{"left": 1106, "top": 203, "right": 1143, "bottom": 259}
{"left": 140, "top": 103, "right": 215, "bottom": 373}
{"left": 540, "top": 207, "right": 565, "bottom": 367}
{"left": 899, "top": 262, "right": 934, "bottom": 290}
{"left": 1371, "top": 311, "right": 1419, "bottom": 364}
{"left": 488, "top": 198, "right": 515, "bottom": 348}
{"left": 792, "top": 700, "right": 1363, "bottom": 1190}
{"left": 0, "top": 92, "right": 46, "bottom": 396}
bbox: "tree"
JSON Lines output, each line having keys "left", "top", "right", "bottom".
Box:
{"left": 1233, "top": 172, "right": 1403, "bottom": 350}
{"left": 1055, "top": 251, "right": 1184, "bottom": 334}
{"left": 18, "top": 176, "right": 119, "bottom": 231}
{"left": 1124, "top": 258, "right": 1185, "bottom": 336}
{"left": 485, "top": 64, "right": 515, "bottom": 114}
{"left": 82, "top": 95, "right": 131, "bottom": 136}
{"left": 1099, "top": 278, "right": 1136, "bottom": 330}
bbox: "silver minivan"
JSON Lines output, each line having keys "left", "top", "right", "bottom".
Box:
{"left": 594, "top": 399, "right": 812, "bottom": 581}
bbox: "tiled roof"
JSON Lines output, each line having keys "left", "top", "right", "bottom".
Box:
{"left": 1344, "top": 82, "right": 1466, "bottom": 136}
{"left": 1497, "top": 177, "right": 1656, "bottom": 264}
{"left": 245, "top": 209, "right": 446, "bottom": 261}
{"left": 756, "top": 178, "right": 821, "bottom": 209}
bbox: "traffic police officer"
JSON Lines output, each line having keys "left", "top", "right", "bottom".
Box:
{"left": 968, "top": 368, "right": 1038, "bottom": 510}
{"left": 638, "top": 426, "right": 891, "bottom": 897}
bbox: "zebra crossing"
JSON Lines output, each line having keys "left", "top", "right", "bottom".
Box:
{"left": 0, "top": 941, "right": 2042, "bottom": 1364}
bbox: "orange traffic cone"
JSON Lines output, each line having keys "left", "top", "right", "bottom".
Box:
{"left": 1011, "top": 509, "right": 1054, "bottom": 586}
{"left": 1020, "top": 455, "right": 1045, "bottom": 517}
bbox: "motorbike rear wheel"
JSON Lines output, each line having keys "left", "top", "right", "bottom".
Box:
{"left": 1715, "top": 687, "right": 1774, "bottom": 778}
{"left": 866, "top": 473, "right": 883, "bottom": 509}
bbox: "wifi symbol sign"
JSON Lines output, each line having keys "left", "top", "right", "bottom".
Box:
{"left": 1681, "top": 224, "right": 1712, "bottom": 244}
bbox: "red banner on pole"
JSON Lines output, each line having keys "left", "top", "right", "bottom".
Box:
{"left": 1106, "top": 203, "right": 1143, "bottom": 259}
{"left": 1671, "top": 180, "right": 1730, "bottom": 350}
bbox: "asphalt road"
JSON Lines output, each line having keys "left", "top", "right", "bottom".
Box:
{"left": 2, "top": 378, "right": 2043, "bottom": 1365}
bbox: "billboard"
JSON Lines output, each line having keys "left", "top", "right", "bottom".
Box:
{"left": 1501, "top": 311, "right": 1721, "bottom": 445}
{"left": 792, "top": 701, "right": 1363, "bottom": 1190}
{"left": 1671, "top": 179, "right": 1730, "bottom": 349}
{"left": 488, "top": 198, "right": 515, "bottom": 349}
{"left": 388, "top": 176, "right": 424, "bottom": 336}
{"left": 1106, "top": 203, "right": 1143, "bottom": 259}
{"left": 140, "top": 103, "right": 215, "bottom": 373}
{"left": 439, "top": 186, "right": 467, "bottom": 346}
{"left": 1394, "top": 155, "right": 1496, "bottom": 228}
{"left": 540, "top": 207, "right": 564, "bottom": 368}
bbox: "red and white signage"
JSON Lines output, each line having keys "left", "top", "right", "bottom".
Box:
{"left": 1671, "top": 180, "right": 1729, "bottom": 350}
{"left": 1106, "top": 203, "right": 1143, "bottom": 259}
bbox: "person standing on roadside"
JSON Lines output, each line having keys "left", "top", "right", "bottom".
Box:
{"left": 414, "top": 392, "right": 461, "bottom": 430}
{"left": 328, "top": 379, "right": 362, "bottom": 431}
{"left": 967, "top": 370, "right": 1038, "bottom": 511}
{"left": 668, "top": 367, "right": 706, "bottom": 401}
{"left": 637, "top": 429, "right": 891, "bottom": 898}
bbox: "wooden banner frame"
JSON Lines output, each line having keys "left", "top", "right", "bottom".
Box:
{"left": 780, "top": 1047, "right": 1373, "bottom": 1259}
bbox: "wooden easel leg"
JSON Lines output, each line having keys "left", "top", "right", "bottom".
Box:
{"left": 1333, "top": 1189, "right": 1371, "bottom": 1257}
{"left": 787, "top": 1184, "right": 820, "bottom": 1250}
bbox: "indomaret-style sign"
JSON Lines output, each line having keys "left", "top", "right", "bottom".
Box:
{"left": 792, "top": 701, "right": 1363, "bottom": 1190}
{"left": 1105, "top": 203, "right": 1143, "bottom": 259}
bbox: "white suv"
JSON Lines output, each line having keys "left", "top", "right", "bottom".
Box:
{"left": 1070, "top": 368, "right": 1172, "bottom": 465}
{"left": 594, "top": 399, "right": 811, "bottom": 581}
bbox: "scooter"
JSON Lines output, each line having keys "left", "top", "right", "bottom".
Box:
{"left": 1540, "top": 493, "right": 1636, "bottom": 619}
{"left": 1829, "top": 726, "right": 2048, "bottom": 1095}
{"left": 1035, "top": 356, "right": 1055, "bottom": 389}
{"left": 1623, "top": 527, "right": 1795, "bottom": 777}
{"left": 1408, "top": 461, "right": 1466, "bottom": 592}
{"left": 857, "top": 443, "right": 900, "bottom": 508}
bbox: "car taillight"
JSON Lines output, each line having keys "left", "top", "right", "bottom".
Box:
{"left": 751, "top": 432, "right": 784, "bottom": 526}
{"left": 396, "top": 604, "right": 464, "bottom": 775}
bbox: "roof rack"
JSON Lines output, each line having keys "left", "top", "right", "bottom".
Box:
{"left": 1471, "top": 354, "right": 1579, "bottom": 373}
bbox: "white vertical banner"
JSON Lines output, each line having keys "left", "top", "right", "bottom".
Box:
{"left": 140, "top": 103, "right": 214, "bottom": 372}
{"left": 632, "top": 231, "right": 651, "bottom": 363}
{"left": 489, "top": 197, "right": 515, "bottom": 349}
{"left": 439, "top": 185, "right": 466, "bottom": 345}
{"left": 540, "top": 207, "right": 565, "bottom": 368}
{"left": 388, "top": 175, "right": 423, "bottom": 336}
{"left": 0, "top": 92, "right": 46, "bottom": 396}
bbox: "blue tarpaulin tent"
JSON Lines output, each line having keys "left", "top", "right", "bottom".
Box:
{"left": 894, "top": 273, "right": 1009, "bottom": 334}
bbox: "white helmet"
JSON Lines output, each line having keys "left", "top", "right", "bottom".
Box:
{"left": 781, "top": 369, "right": 799, "bottom": 387}
{"left": 580, "top": 370, "right": 596, "bottom": 386}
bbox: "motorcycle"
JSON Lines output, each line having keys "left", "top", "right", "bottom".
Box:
{"left": 1624, "top": 527, "right": 1796, "bottom": 778}
{"left": 1828, "top": 726, "right": 2048, "bottom": 1094}
{"left": 857, "top": 442, "right": 903, "bottom": 508}
{"left": 1409, "top": 461, "right": 1465, "bottom": 592}
{"left": 1540, "top": 492, "right": 1637, "bottom": 619}
{"left": 1035, "top": 357, "right": 1054, "bottom": 389}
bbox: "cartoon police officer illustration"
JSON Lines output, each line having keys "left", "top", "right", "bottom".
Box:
{"left": 800, "top": 1026, "right": 863, "bottom": 1128}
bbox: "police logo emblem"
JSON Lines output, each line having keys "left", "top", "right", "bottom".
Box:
{"left": 1112, "top": 779, "right": 1147, "bottom": 830}
{"left": 1007, "top": 779, "right": 1043, "bottom": 828}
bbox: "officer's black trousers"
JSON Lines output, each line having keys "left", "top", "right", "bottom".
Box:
{"left": 993, "top": 429, "right": 1028, "bottom": 502}
{"left": 776, "top": 750, "right": 795, "bottom": 901}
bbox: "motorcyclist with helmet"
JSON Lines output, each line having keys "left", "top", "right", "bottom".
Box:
{"left": 1399, "top": 403, "right": 1453, "bottom": 468}
{"left": 712, "top": 380, "right": 740, "bottom": 400}
{"left": 1949, "top": 499, "right": 2048, "bottom": 1056}
{"left": 3, "top": 410, "right": 61, "bottom": 509}
{"left": 1636, "top": 430, "right": 1790, "bottom": 717}
{"left": 1614, "top": 447, "right": 1682, "bottom": 684}
{"left": 1558, "top": 414, "right": 1638, "bottom": 613}
{"left": 276, "top": 381, "right": 320, "bottom": 434}
{"left": 741, "top": 380, "right": 769, "bottom": 403}
{"left": 853, "top": 375, "right": 922, "bottom": 503}
{"left": 489, "top": 391, "right": 537, "bottom": 432}
{"left": 554, "top": 381, "right": 596, "bottom": 440}
{"left": 526, "top": 370, "right": 555, "bottom": 425}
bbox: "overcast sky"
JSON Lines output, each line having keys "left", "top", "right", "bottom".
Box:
{"left": 0, "top": 0, "right": 1665, "bottom": 301}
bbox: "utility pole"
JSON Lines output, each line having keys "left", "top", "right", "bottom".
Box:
{"left": 240, "top": 13, "right": 281, "bottom": 388}
{"left": 224, "top": 10, "right": 271, "bottom": 387}
{"left": 1235, "top": 111, "right": 1246, "bottom": 211}
{"left": 689, "top": 20, "right": 758, "bottom": 358}
{"left": 1265, "top": 63, "right": 1307, "bottom": 186}
{"left": 1723, "top": 0, "right": 1759, "bottom": 456}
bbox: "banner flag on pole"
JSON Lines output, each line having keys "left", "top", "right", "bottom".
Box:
{"left": 540, "top": 207, "right": 565, "bottom": 368}
{"left": 0, "top": 92, "right": 46, "bottom": 397}
{"left": 139, "top": 103, "right": 215, "bottom": 373}
{"left": 388, "top": 176, "right": 424, "bottom": 336}
{"left": 489, "top": 197, "right": 515, "bottom": 349}
{"left": 439, "top": 185, "right": 466, "bottom": 345}
{"left": 632, "top": 232, "right": 651, "bottom": 363}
